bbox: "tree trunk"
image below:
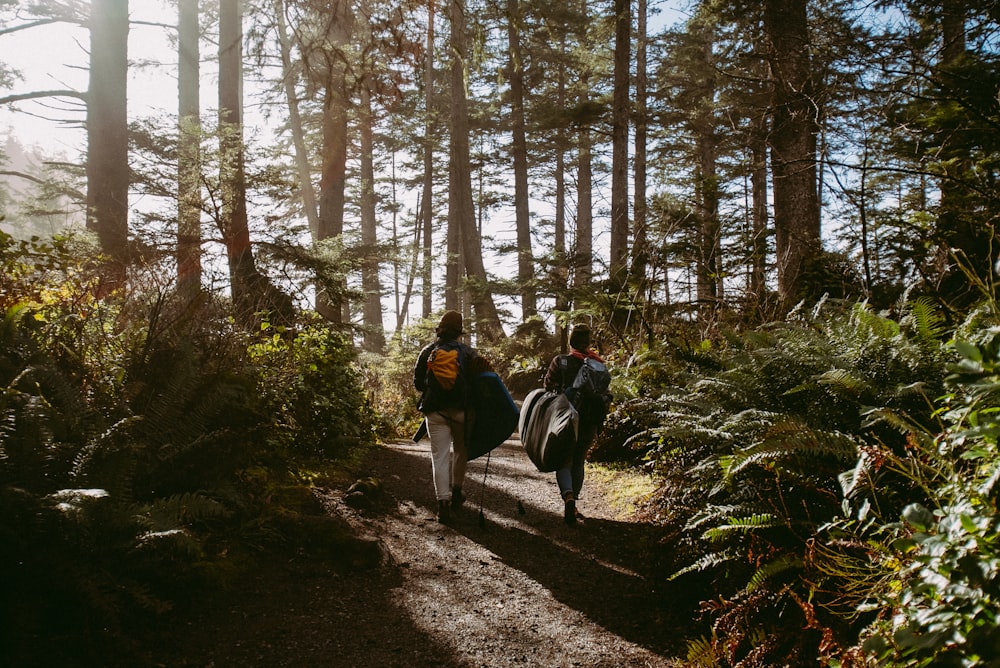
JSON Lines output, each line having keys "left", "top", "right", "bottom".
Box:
{"left": 448, "top": 0, "right": 504, "bottom": 341}
{"left": 763, "top": 0, "right": 821, "bottom": 306}
{"left": 554, "top": 29, "right": 569, "bottom": 339}
{"left": 177, "top": 0, "right": 201, "bottom": 297}
{"left": 359, "top": 85, "right": 385, "bottom": 352}
{"left": 86, "top": 0, "right": 129, "bottom": 286}
{"left": 695, "top": 31, "right": 721, "bottom": 315}
{"left": 935, "top": 0, "right": 991, "bottom": 306}
{"left": 421, "top": 0, "right": 436, "bottom": 320}
{"left": 630, "top": 0, "right": 648, "bottom": 290}
{"left": 609, "top": 0, "right": 630, "bottom": 285}
{"left": 575, "top": 90, "right": 593, "bottom": 293}
{"left": 749, "top": 114, "right": 769, "bottom": 301}
{"left": 218, "top": 0, "right": 257, "bottom": 316}
{"left": 275, "top": 0, "right": 319, "bottom": 236}
{"left": 316, "top": 0, "right": 354, "bottom": 324}
{"left": 506, "top": 0, "right": 536, "bottom": 319}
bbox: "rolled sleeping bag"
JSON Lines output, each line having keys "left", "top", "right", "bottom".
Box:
{"left": 518, "top": 388, "right": 579, "bottom": 472}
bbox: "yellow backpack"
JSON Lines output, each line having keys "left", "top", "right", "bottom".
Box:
{"left": 427, "top": 346, "right": 462, "bottom": 391}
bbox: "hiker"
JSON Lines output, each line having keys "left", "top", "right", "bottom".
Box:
{"left": 543, "top": 323, "right": 612, "bottom": 525}
{"left": 414, "top": 310, "right": 481, "bottom": 522}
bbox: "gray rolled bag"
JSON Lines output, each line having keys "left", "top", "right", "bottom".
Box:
{"left": 518, "top": 388, "right": 579, "bottom": 472}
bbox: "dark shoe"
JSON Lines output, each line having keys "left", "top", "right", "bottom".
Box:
{"left": 437, "top": 500, "right": 451, "bottom": 523}
{"left": 452, "top": 487, "right": 465, "bottom": 509}
{"left": 563, "top": 494, "right": 577, "bottom": 526}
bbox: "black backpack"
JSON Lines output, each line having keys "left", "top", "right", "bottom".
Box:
{"left": 562, "top": 355, "right": 611, "bottom": 413}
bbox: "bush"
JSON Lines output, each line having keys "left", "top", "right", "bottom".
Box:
{"left": 248, "top": 316, "right": 374, "bottom": 460}
{"left": 619, "top": 299, "right": 952, "bottom": 665}
{"left": 849, "top": 325, "right": 1000, "bottom": 665}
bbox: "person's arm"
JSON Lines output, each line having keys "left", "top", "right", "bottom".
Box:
{"left": 543, "top": 356, "right": 562, "bottom": 393}
{"left": 414, "top": 345, "right": 431, "bottom": 392}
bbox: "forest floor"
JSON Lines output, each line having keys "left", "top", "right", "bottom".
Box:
{"left": 147, "top": 437, "right": 686, "bottom": 667}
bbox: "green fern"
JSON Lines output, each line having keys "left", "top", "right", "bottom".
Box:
{"left": 719, "top": 422, "right": 858, "bottom": 482}
{"left": 702, "top": 514, "right": 779, "bottom": 543}
{"left": 685, "top": 633, "right": 721, "bottom": 667}
{"left": 669, "top": 548, "right": 739, "bottom": 580}
{"left": 746, "top": 554, "right": 802, "bottom": 592}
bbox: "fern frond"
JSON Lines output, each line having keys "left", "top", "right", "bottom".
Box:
{"left": 905, "top": 297, "right": 947, "bottom": 344}
{"left": 746, "top": 554, "right": 802, "bottom": 592}
{"left": 686, "top": 633, "right": 721, "bottom": 667}
{"left": 669, "top": 548, "right": 738, "bottom": 580}
{"left": 815, "top": 368, "right": 870, "bottom": 398}
{"left": 139, "top": 492, "right": 230, "bottom": 532}
{"left": 721, "top": 422, "right": 858, "bottom": 480}
{"left": 703, "top": 514, "right": 778, "bottom": 542}
{"left": 686, "top": 504, "right": 743, "bottom": 531}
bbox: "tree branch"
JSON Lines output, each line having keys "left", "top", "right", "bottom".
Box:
{"left": 0, "top": 170, "right": 85, "bottom": 201}
{"left": 0, "top": 19, "right": 63, "bottom": 36}
{"left": 0, "top": 89, "right": 87, "bottom": 105}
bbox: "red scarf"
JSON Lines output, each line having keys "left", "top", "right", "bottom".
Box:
{"left": 570, "top": 348, "right": 604, "bottom": 363}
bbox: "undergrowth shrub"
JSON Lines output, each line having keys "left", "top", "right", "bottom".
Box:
{"left": 827, "top": 322, "right": 1000, "bottom": 666}
{"left": 248, "top": 316, "right": 373, "bottom": 460}
{"left": 0, "top": 233, "right": 376, "bottom": 665}
{"left": 359, "top": 318, "right": 436, "bottom": 441}
{"left": 622, "top": 298, "right": 952, "bottom": 666}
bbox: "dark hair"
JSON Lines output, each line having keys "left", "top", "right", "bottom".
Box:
{"left": 569, "top": 323, "right": 591, "bottom": 351}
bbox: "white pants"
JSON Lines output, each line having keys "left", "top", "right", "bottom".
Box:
{"left": 425, "top": 409, "right": 468, "bottom": 501}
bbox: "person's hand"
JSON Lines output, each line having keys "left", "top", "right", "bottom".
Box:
{"left": 469, "top": 356, "right": 494, "bottom": 374}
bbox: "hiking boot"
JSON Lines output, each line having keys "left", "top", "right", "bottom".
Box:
{"left": 437, "top": 500, "right": 451, "bottom": 523}
{"left": 451, "top": 487, "right": 465, "bottom": 509}
{"left": 562, "top": 491, "right": 576, "bottom": 526}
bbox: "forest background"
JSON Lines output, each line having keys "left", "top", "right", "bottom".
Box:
{"left": 2, "top": 0, "right": 1000, "bottom": 666}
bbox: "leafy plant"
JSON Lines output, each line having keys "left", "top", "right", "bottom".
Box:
{"left": 852, "top": 326, "right": 1000, "bottom": 666}
{"left": 248, "top": 315, "right": 373, "bottom": 459}
{"left": 620, "top": 299, "right": 952, "bottom": 665}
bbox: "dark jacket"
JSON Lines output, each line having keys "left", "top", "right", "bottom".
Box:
{"left": 414, "top": 337, "right": 477, "bottom": 413}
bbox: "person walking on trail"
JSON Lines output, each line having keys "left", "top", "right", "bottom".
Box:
{"left": 543, "top": 323, "right": 613, "bottom": 526}
{"left": 414, "top": 310, "right": 480, "bottom": 523}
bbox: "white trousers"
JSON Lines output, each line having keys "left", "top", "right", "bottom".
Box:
{"left": 425, "top": 409, "right": 468, "bottom": 501}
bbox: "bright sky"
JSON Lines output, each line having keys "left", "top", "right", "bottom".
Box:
{"left": 2, "top": 1, "right": 188, "bottom": 158}
{"left": 1, "top": 1, "right": 689, "bottom": 158}
{"left": 1, "top": 1, "right": 690, "bottom": 330}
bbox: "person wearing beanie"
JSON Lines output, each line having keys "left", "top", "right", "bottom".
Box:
{"left": 414, "top": 310, "right": 480, "bottom": 522}
{"left": 543, "top": 323, "right": 612, "bottom": 526}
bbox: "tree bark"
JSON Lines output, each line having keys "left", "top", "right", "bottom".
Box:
{"left": 694, "top": 31, "right": 721, "bottom": 314}
{"left": 630, "top": 0, "right": 648, "bottom": 290}
{"left": 448, "top": 0, "right": 504, "bottom": 341}
{"left": 749, "top": 114, "right": 769, "bottom": 301}
{"left": 763, "top": 0, "right": 821, "bottom": 306}
{"left": 554, "top": 28, "right": 569, "bottom": 337}
{"left": 316, "top": 0, "right": 355, "bottom": 324}
{"left": 575, "top": 92, "right": 593, "bottom": 293}
{"left": 421, "top": 0, "right": 436, "bottom": 319}
{"left": 359, "top": 85, "right": 386, "bottom": 352}
{"left": 86, "top": 0, "right": 129, "bottom": 285}
{"left": 178, "top": 0, "right": 201, "bottom": 298}
{"left": 274, "top": 0, "right": 320, "bottom": 236}
{"left": 506, "top": 0, "right": 536, "bottom": 319}
{"left": 609, "top": 0, "right": 630, "bottom": 285}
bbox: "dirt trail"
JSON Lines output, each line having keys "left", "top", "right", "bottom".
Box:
{"left": 152, "top": 437, "right": 682, "bottom": 667}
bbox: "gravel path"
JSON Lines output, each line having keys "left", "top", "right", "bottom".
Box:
{"left": 151, "top": 436, "right": 683, "bottom": 667}
{"left": 344, "top": 437, "right": 681, "bottom": 667}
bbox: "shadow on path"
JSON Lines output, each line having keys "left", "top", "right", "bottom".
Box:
{"left": 368, "top": 440, "right": 681, "bottom": 660}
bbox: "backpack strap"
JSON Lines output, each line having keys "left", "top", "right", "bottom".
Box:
{"left": 559, "top": 354, "right": 570, "bottom": 391}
